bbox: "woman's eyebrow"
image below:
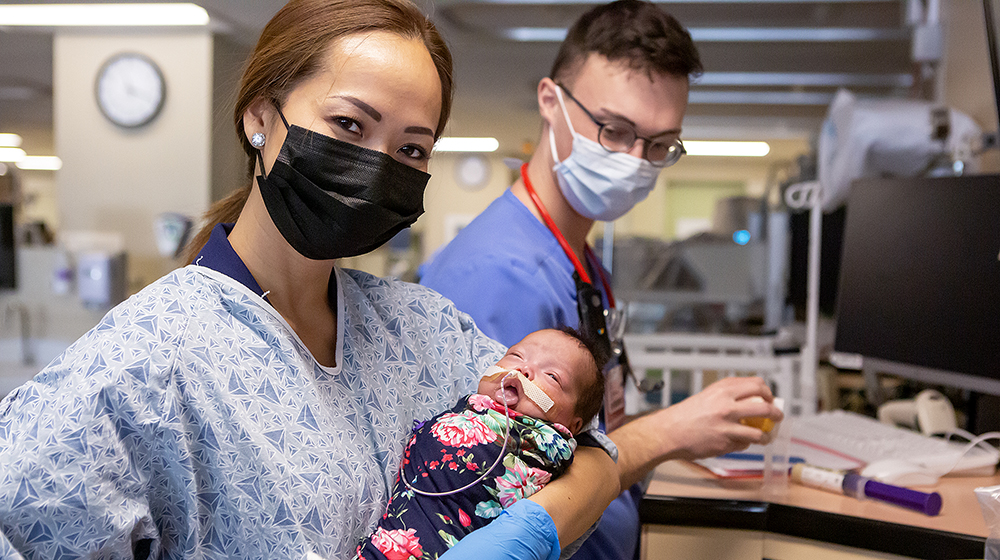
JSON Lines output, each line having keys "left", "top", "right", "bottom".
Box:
{"left": 337, "top": 95, "right": 381, "bottom": 122}
{"left": 334, "top": 95, "right": 433, "bottom": 137}
{"left": 406, "top": 126, "right": 434, "bottom": 137}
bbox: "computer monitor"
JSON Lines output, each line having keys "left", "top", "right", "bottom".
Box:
{"left": 0, "top": 204, "right": 14, "bottom": 290}
{"left": 833, "top": 174, "right": 1000, "bottom": 397}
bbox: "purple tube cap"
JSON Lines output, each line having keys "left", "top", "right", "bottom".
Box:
{"left": 851, "top": 474, "right": 942, "bottom": 516}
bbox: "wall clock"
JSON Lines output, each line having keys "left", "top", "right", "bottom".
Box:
{"left": 95, "top": 53, "right": 166, "bottom": 128}
{"left": 455, "top": 154, "right": 491, "bottom": 191}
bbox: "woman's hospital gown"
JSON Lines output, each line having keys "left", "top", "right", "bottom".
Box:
{"left": 0, "top": 264, "right": 504, "bottom": 559}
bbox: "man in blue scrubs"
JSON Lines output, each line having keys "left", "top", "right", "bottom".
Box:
{"left": 420, "top": 1, "right": 784, "bottom": 558}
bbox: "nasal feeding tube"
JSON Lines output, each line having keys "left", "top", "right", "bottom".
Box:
{"left": 480, "top": 364, "right": 555, "bottom": 413}
{"left": 401, "top": 366, "right": 555, "bottom": 497}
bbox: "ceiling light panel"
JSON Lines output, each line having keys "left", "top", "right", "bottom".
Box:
{"left": 689, "top": 90, "right": 836, "bottom": 105}
{"left": 500, "top": 26, "right": 906, "bottom": 42}
{"left": 697, "top": 72, "right": 912, "bottom": 88}
{"left": 0, "top": 134, "right": 23, "bottom": 148}
{"left": 683, "top": 140, "right": 771, "bottom": 157}
{"left": 16, "top": 156, "right": 63, "bottom": 171}
{"left": 434, "top": 137, "right": 501, "bottom": 152}
{"left": 0, "top": 3, "right": 210, "bottom": 27}
{"left": 0, "top": 148, "right": 27, "bottom": 163}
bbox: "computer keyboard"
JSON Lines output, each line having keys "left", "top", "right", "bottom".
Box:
{"left": 793, "top": 410, "right": 1000, "bottom": 475}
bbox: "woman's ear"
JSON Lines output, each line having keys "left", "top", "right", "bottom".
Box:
{"left": 243, "top": 97, "right": 272, "bottom": 143}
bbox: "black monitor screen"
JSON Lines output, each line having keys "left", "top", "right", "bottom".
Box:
{"left": 834, "top": 175, "right": 1000, "bottom": 389}
{"left": 0, "top": 204, "right": 14, "bottom": 290}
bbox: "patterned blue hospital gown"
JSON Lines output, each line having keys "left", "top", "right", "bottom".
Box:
{"left": 0, "top": 264, "right": 505, "bottom": 559}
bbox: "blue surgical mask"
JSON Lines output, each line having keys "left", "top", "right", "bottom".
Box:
{"left": 548, "top": 87, "right": 660, "bottom": 222}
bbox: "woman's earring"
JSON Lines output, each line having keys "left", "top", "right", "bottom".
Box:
{"left": 250, "top": 132, "right": 266, "bottom": 148}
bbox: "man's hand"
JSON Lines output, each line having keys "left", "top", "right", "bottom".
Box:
{"left": 609, "top": 376, "right": 784, "bottom": 488}
{"left": 651, "top": 376, "right": 784, "bottom": 461}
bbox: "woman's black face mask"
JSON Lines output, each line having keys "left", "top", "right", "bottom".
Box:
{"left": 256, "top": 111, "right": 430, "bottom": 261}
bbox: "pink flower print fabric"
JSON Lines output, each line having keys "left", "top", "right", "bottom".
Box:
{"left": 370, "top": 528, "right": 425, "bottom": 560}
{"left": 356, "top": 394, "right": 576, "bottom": 560}
{"left": 429, "top": 410, "right": 499, "bottom": 448}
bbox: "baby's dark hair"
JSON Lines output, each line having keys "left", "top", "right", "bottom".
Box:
{"left": 556, "top": 326, "right": 607, "bottom": 430}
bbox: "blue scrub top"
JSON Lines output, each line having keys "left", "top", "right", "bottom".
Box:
{"left": 421, "top": 188, "right": 640, "bottom": 560}
{"left": 420, "top": 189, "right": 610, "bottom": 347}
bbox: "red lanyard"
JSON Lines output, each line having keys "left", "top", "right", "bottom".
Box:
{"left": 520, "top": 162, "right": 616, "bottom": 308}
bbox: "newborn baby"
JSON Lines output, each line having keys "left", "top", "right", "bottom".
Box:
{"left": 357, "top": 327, "right": 606, "bottom": 560}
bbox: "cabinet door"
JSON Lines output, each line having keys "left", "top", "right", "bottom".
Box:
{"left": 643, "top": 526, "right": 764, "bottom": 560}
{"left": 764, "top": 534, "right": 918, "bottom": 560}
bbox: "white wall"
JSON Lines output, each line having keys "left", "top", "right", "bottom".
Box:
{"left": 418, "top": 153, "right": 519, "bottom": 260}
{"left": 54, "top": 30, "right": 213, "bottom": 289}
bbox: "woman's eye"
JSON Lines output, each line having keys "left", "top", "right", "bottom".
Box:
{"left": 332, "top": 117, "right": 361, "bottom": 135}
{"left": 399, "top": 144, "right": 428, "bottom": 161}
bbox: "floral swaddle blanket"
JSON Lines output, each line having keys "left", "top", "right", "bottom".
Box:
{"left": 356, "top": 393, "right": 577, "bottom": 560}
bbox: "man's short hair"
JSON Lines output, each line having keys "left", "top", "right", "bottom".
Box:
{"left": 549, "top": 0, "right": 703, "bottom": 86}
{"left": 556, "top": 326, "right": 607, "bottom": 428}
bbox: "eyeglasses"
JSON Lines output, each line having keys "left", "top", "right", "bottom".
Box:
{"left": 557, "top": 84, "right": 685, "bottom": 168}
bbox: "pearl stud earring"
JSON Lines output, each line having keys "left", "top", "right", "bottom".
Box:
{"left": 250, "top": 132, "right": 266, "bottom": 148}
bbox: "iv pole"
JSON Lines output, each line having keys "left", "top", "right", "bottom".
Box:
{"left": 785, "top": 181, "right": 821, "bottom": 415}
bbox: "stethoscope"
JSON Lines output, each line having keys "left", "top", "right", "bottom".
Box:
{"left": 519, "top": 162, "right": 662, "bottom": 394}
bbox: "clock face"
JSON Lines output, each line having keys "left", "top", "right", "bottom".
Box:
{"left": 455, "top": 154, "right": 492, "bottom": 191}
{"left": 95, "top": 53, "right": 166, "bottom": 128}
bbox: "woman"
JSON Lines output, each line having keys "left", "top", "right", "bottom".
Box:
{"left": 0, "top": 0, "right": 617, "bottom": 558}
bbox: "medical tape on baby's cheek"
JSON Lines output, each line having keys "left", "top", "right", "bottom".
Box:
{"left": 519, "top": 375, "right": 554, "bottom": 413}
{"left": 481, "top": 364, "right": 508, "bottom": 381}
{"left": 479, "top": 365, "right": 555, "bottom": 413}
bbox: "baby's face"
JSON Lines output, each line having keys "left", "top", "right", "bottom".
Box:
{"left": 477, "top": 329, "right": 595, "bottom": 434}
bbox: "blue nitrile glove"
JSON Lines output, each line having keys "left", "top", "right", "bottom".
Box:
{"left": 439, "top": 499, "right": 560, "bottom": 560}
